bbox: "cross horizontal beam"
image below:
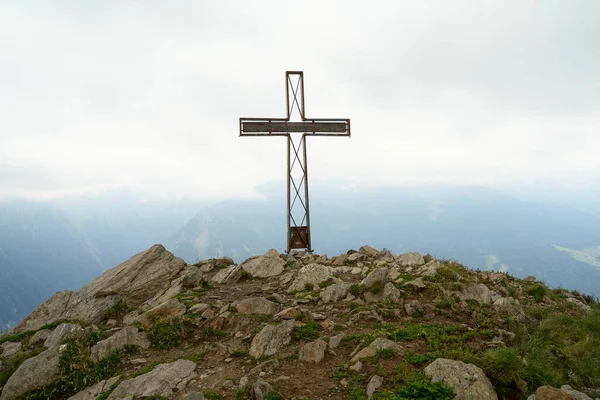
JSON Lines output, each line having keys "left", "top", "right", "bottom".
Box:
{"left": 240, "top": 119, "right": 350, "bottom": 136}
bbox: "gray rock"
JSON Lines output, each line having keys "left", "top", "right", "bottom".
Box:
{"left": 44, "top": 323, "right": 84, "bottom": 348}
{"left": 136, "top": 298, "right": 186, "bottom": 329}
{"left": 360, "top": 268, "right": 389, "bottom": 288}
{"left": 424, "top": 358, "right": 497, "bottom": 400}
{"left": 15, "top": 245, "right": 185, "bottom": 331}
{"left": 459, "top": 284, "right": 493, "bottom": 304}
{"left": 349, "top": 361, "right": 363, "bottom": 372}
{"left": 320, "top": 282, "right": 351, "bottom": 303}
{"left": 350, "top": 338, "right": 403, "bottom": 363}
{"left": 298, "top": 339, "right": 327, "bottom": 363}
{"left": 211, "top": 265, "right": 242, "bottom": 285}
{"left": 273, "top": 307, "right": 301, "bottom": 321}
{"left": 415, "top": 260, "right": 442, "bottom": 277}
{"left": 381, "top": 282, "right": 402, "bottom": 303}
{"left": 287, "top": 264, "right": 334, "bottom": 293}
{"left": 328, "top": 334, "right": 345, "bottom": 349}
{"left": 560, "top": 385, "right": 593, "bottom": 400}
{"left": 1, "top": 342, "right": 21, "bottom": 358}
{"left": 236, "top": 297, "right": 282, "bottom": 315}
{"left": 253, "top": 378, "right": 274, "bottom": 400}
{"left": 493, "top": 297, "right": 518, "bottom": 306}
{"left": 359, "top": 245, "right": 380, "bottom": 258}
{"left": 404, "top": 299, "right": 423, "bottom": 316}
{"left": 396, "top": 252, "right": 425, "bottom": 267}
{"left": 29, "top": 329, "right": 51, "bottom": 345}
{"left": 0, "top": 346, "right": 61, "bottom": 400}
{"left": 68, "top": 376, "right": 120, "bottom": 400}
{"left": 366, "top": 375, "right": 383, "bottom": 399}
{"left": 347, "top": 253, "right": 365, "bottom": 262}
{"left": 566, "top": 297, "right": 592, "bottom": 311}
{"left": 108, "top": 359, "right": 196, "bottom": 399}
{"left": 241, "top": 249, "right": 285, "bottom": 278}
{"left": 403, "top": 277, "right": 426, "bottom": 289}
{"left": 91, "top": 326, "right": 150, "bottom": 361}
{"left": 249, "top": 320, "right": 295, "bottom": 359}
{"left": 189, "top": 303, "right": 211, "bottom": 315}
{"left": 183, "top": 392, "right": 205, "bottom": 400}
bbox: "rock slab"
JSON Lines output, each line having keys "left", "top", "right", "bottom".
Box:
{"left": 91, "top": 326, "right": 150, "bottom": 361}
{"left": 0, "top": 346, "right": 61, "bottom": 400}
{"left": 298, "top": 339, "right": 327, "bottom": 363}
{"left": 424, "top": 358, "right": 497, "bottom": 400}
{"left": 241, "top": 249, "right": 285, "bottom": 278}
{"left": 249, "top": 320, "right": 295, "bottom": 359}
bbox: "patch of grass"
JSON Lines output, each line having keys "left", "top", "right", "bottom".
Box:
{"left": 526, "top": 284, "right": 548, "bottom": 302}
{"left": 265, "top": 392, "right": 282, "bottom": 400}
{"left": 375, "top": 348, "right": 398, "bottom": 359}
{"left": 304, "top": 282, "right": 314, "bottom": 291}
{"left": 132, "top": 361, "right": 163, "bottom": 377}
{"left": 203, "top": 327, "right": 226, "bottom": 340}
{"left": 291, "top": 321, "right": 321, "bottom": 341}
{"left": 184, "top": 350, "right": 206, "bottom": 363}
{"left": 203, "top": 390, "right": 225, "bottom": 400}
{"left": 148, "top": 318, "right": 183, "bottom": 350}
{"left": 95, "top": 391, "right": 112, "bottom": 400}
{"left": 403, "top": 350, "right": 432, "bottom": 366}
{"left": 367, "top": 279, "right": 385, "bottom": 294}
{"left": 23, "top": 339, "right": 126, "bottom": 399}
{"left": 385, "top": 379, "right": 455, "bottom": 400}
{"left": 0, "top": 321, "right": 62, "bottom": 345}
{"left": 348, "top": 283, "right": 363, "bottom": 296}
{"left": 318, "top": 278, "right": 335, "bottom": 289}
{"left": 236, "top": 386, "right": 251, "bottom": 400}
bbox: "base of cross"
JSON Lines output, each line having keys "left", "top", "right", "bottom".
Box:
{"left": 289, "top": 226, "right": 312, "bottom": 253}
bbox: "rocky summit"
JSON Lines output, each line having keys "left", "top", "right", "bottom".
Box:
{"left": 1, "top": 245, "right": 599, "bottom": 400}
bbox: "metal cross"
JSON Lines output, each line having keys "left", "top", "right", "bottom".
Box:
{"left": 239, "top": 71, "right": 351, "bottom": 253}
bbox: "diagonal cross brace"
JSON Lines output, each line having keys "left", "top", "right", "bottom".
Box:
{"left": 239, "top": 71, "right": 351, "bottom": 253}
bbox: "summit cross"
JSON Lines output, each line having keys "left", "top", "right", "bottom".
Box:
{"left": 239, "top": 71, "right": 351, "bottom": 253}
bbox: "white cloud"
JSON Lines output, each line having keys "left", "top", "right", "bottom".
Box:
{"left": 1, "top": 1, "right": 599, "bottom": 200}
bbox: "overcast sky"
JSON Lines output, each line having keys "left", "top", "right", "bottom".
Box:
{"left": 1, "top": 1, "right": 599, "bottom": 200}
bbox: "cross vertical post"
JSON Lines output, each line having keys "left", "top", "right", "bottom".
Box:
{"left": 240, "top": 71, "right": 351, "bottom": 253}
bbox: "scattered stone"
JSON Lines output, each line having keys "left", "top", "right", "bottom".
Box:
{"left": 273, "top": 307, "right": 301, "bottom": 321}
{"left": 329, "top": 334, "right": 345, "bottom": 349}
{"left": 566, "top": 297, "right": 592, "bottom": 311}
{"left": 535, "top": 386, "right": 575, "bottom": 400}
{"left": 404, "top": 300, "right": 423, "bottom": 316}
{"left": 459, "top": 284, "right": 493, "bottom": 304}
{"left": 404, "top": 277, "right": 426, "bottom": 289}
{"left": 239, "top": 376, "right": 249, "bottom": 388}
{"left": 91, "top": 326, "right": 150, "bottom": 361}
{"left": 560, "top": 385, "right": 593, "bottom": 400}
{"left": 321, "top": 282, "right": 351, "bottom": 303}
{"left": 0, "top": 346, "right": 61, "bottom": 400}
{"left": 524, "top": 276, "right": 536, "bottom": 282}
{"left": 136, "top": 298, "right": 186, "bottom": 329}
{"left": 211, "top": 265, "right": 242, "bottom": 285}
{"left": 381, "top": 282, "right": 402, "bottom": 303}
{"left": 359, "top": 245, "right": 380, "bottom": 258}
{"left": 415, "top": 260, "right": 442, "bottom": 277}
{"left": 360, "top": 268, "right": 389, "bottom": 288}
{"left": 350, "top": 338, "right": 403, "bottom": 363}
{"left": 68, "top": 376, "right": 120, "bottom": 400}
{"left": 222, "top": 380, "right": 235, "bottom": 390}
{"left": 332, "top": 254, "right": 347, "bottom": 266}
{"left": 287, "top": 264, "right": 334, "bottom": 293}
{"left": 347, "top": 253, "right": 364, "bottom": 262}
{"left": 253, "top": 378, "right": 274, "bottom": 400}
{"left": 249, "top": 320, "right": 295, "bottom": 359}
{"left": 108, "top": 359, "right": 196, "bottom": 399}
{"left": 28, "top": 329, "right": 51, "bottom": 345}
{"left": 298, "top": 339, "right": 327, "bottom": 363}
{"left": 1, "top": 342, "right": 21, "bottom": 358}
{"left": 44, "top": 323, "right": 84, "bottom": 348}
{"left": 189, "top": 303, "right": 211, "bottom": 314}
{"left": 424, "top": 358, "right": 498, "bottom": 400}
{"left": 241, "top": 249, "right": 285, "bottom": 278}
{"left": 236, "top": 297, "right": 282, "bottom": 315}
{"left": 366, "top": 375, "right": 383, "bottom": 399}
{"left": 396, "top": 252, "right": 425, "bottom": 267}
{"left": 349, "top": 361, "right": 363, "bottom": 372}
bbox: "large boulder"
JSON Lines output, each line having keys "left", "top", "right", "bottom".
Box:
{"left": 359, "top": 245, "right": 380, "bottom": 258}
{"left": 396, "top": 252, "right": 425, "bottom": 267}
{"left": 459, "top": 284, "right": 494, "bottom": 304}
{"left": 68, "top": 376, "right": 120, "bottom": 400}
{"left": 44, "top": 323, "right": 84, "bottom": 348}
{"left": 236, "top": 297, "right": 282, "bottom": 315}
{"left": 535, "top": 386, "right": 576, "bottom": 400}
{"left": 320, "top": 282, "right": 351, "bottom": 303}
{"left": 91, "top": 326, "right": 150, "bottom": 361}
{"left": 211, "top": 265, "right": 242, "bottom": 285}
{"left": 298, "top": 339, "right": 327, "bottom": 363}
{"left": 361, "top": 268, "right": 389, "bottom": 288}
{"left": 0, "top": 346, "right": 61, "bottom": 400}
{"left": 16, "top": 245, "right": 186, "bottom": 331}
{"left": 108, "top": 359, "right": 196, "bottom": 399}
{"left": 350, "top": 338, "right": 403, "bottom": 363}
{"left": 560, "top": 385, "right": 593, "bottom": 400}
{"left": 1, "top": 342, "right": 21, "bottom": 358}
{"left": 424, "top": 358, "right": 497, "bottom": 400}
{"left": 241, "top": 249, "right": 285, "bottom": 278}
{"left": 249, "top": 320, "right": 295, "bottom": 359}
{"left": 287, "top": 264, "right": 334, "bottom": 293}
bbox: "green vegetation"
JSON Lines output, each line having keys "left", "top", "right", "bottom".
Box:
{"left": 203, "top": 389, "right": 225, "bottom": 400}
{"left": 236, "top": 386, "right": 251, "bottom": 399}
{"left": 132, "top": 361, "right": 163, "bottom": 377}
{"left": 348, "top": 283, "right": 363, "bottom": 296}
{"left": 148, "top": 318, "right": 184, "bottom": 350}
{"left": 291, "top": 321, "right": 321, "bottom": 341}
{"left": 23, "top": 337, "right": 126, "bottom": 399}
{"left": 526, "top": 284, "right": 548, "bottom": 302}
{"left": 103, "top": 299, "right": 130, "bottom": 321}
{"left": 375, "top": 348, "right": 398, "bottom": 359}
{"left": 367, "top": 279, "right": 385, "bottom": 294}
{"left": 0, "top": 321, "right": 61, "bottom": 344}
{"left": 304, "top": 282, "right": 314, "bottom": 291}
{"left": 318, "top": 278, "right": 335, "bottom": 289}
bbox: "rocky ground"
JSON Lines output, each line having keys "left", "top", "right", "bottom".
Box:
{"left": 0, "top": 245, "right": 599, "bottom": 400}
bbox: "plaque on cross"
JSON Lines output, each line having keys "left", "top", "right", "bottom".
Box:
{"left": 239, "top": 71, "right": 351, "bottom": 253}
